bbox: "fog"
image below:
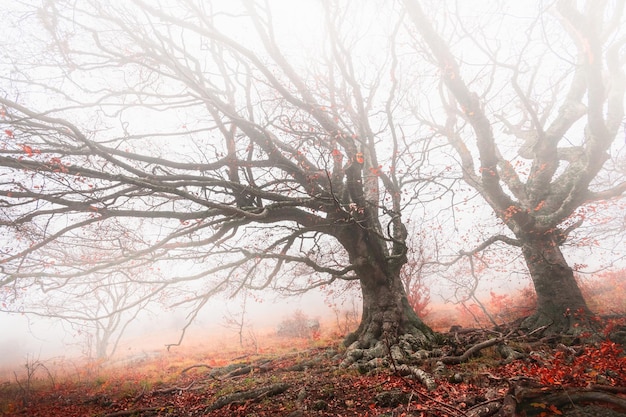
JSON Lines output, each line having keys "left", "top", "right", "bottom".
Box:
{"left": 0, "top": 267, "right": 513, "bottom": 373}
{"left": 1, "top": 0, "right": 625, "bottom": 392}
{"left": 0, "top": 288, "right": 336, "bottom": 373}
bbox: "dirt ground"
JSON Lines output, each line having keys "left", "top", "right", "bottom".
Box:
{"left": 2, "top": 321, "right": 626, "bottom": 417}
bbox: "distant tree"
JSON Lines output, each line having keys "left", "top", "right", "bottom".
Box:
{"left": 0, "top": 1, "right": 440, "bottom": 353}
{"left": 68, "top": 276, "right": 152, "bottom": 361}
{"left": 1, "top": 261, "right": 156, "bottom": 361}
{"left": 404, "top": 0, "right": 626, "bottom": 333}
{"left": 401, "top": 234, "right": 431, "bottom": 319}
{"left": 276, "top": 310, "right": 320, "bottom": 339}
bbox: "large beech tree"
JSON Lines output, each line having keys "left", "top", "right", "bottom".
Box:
{"left": 2, "top": 0, "right": 623, "bottom": 354}
{"left": 404, "top": 0, "right": 626, "bottom": 332}
{"left": 0, "top": 1, "right": 438, "bottom": 349}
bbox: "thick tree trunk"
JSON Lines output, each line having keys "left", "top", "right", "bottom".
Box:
{"left": 520, "top": 235, "right": 591, "bottom": 334}
{"left": 345, "top": 268, "right": 434, "bottom": 349}
{"left": 335, "top": 209, "right": 434, "bottom": 351}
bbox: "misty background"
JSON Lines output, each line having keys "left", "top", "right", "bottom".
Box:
{"left": 0, "top": 0, "right": 624, "bottom": 382}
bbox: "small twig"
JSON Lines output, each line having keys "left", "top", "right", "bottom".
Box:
{"left": 132, "top": 387, "right": 146, "bottom": 404}
{"left": 397, "top": 377, "right": 463, "bottom": 416}
{"left": 412, "top": 386, "right": 469, "bottom": 417}
{"left": 180, "top": 363, "right": 212, "bottom": 374}
{"left": 153, "top": 381, "right": 196, "bottom": 395}
{"left": 527, "top": 324, "right": 550, "bottom": 337}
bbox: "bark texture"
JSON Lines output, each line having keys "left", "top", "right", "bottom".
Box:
{"left": 338, "top": 224, "right": 434, "bottom": 349}
{"left": 346, "top": 268, "right": 433, "bottom": 348}
{"left": 520, "top": 234, "right": 591, "bottom": 333}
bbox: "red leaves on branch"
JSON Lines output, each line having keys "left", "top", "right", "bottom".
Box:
{"left": 22, "top": 144, "right": 34, "bottom": 157}
{"left": 20, "top": 144, "right": 40, "bottom": 157}
{"left": 369, "top": 165, "right": 383, "bottom": 176}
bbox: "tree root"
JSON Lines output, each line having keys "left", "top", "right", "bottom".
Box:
{"left": 512, "top": 385, "right": 626, "bottom": 412}
{"left": 204, "top": 382, "right": 289, "bottom": 411}
{"left": 339, "top": 330, "right": 524, "bottom": 391}
{"left": 464, "top": 399, "right": 504, "bottom": 417}
{"left": 180, "top": 363, "right": 212, "bottom": 374}
{"left": 438, "top": 336, "right": 505, "bottom": 365}
{"left": 153, "top": 381, "right": 197, "bottom": 395}
{"left": 395, "top": 364, "right": 437, "bottom": 391}
{"left": 339, "top": 327, "right": 626, "bottom": 416}
{"left": 464, "top": 381, "right": 626, "bottom": 417}
{"left": 103, "top": 407, "right": 162, "bottom": 417}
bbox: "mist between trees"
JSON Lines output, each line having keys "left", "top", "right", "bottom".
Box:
{"left": 0, "top": 0, "right": 625, "bottom": 365}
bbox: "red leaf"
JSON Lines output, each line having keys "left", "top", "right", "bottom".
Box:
{"left": 21, "top": 144, "right": 34, "bottom": 156}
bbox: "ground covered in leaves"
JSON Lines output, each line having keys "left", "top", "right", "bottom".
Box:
{"left": 2, "top": 321, "right": 626, "bottom": 417}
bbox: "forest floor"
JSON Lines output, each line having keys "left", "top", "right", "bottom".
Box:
{"left": 2, "top": 319, "right": 626, "bottom": 417}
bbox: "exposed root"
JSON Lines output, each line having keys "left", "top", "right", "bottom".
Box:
{"left": 338, "top": 334, "right": 442, "bottom": 390}
{"left": 494, "top": 382, "right": 626, "bottom": 416}
{"left": 339, "top": 321, "right": 626, "bottom": 415}
{"left": 204, "top": 382, "right": 289, "bottom": 412}
{"left": 153, "top": 381, "right": 197, "bottom": 395}
{"left": 339, "top": 329, "right": 525, "bottom": 392}
{"left": 103, "top": 407, "right": 162, "bottom": 417}
{"left": 180, "top": 363, "right": 212, "bottom": 374}
{"left": 439, "top": 336, "right": 506, "bottom": 365}
{"left": 465, "top": 399, "right": 504, "bottom": 417}
{"left": 340, "top": 335, "right": 426, "bottom": 368}
{"left": 395, "top": 364, "right": 437, "bottom": 391}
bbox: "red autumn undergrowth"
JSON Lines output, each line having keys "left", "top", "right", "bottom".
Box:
{"left": 522, "top": 339, "right": 626, "bottom": 387}
{"left": 3, "top": 313, "right": 626, "bottom": 416}
{"left": 428, "top": 269, "right": 626, "bottom": 331}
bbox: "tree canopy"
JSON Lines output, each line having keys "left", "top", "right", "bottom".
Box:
{"left": 1, "top": 0, "right": 441, "bottom": 349}
{"left": 0, "top": 0, "right": 625, "bottom": 351}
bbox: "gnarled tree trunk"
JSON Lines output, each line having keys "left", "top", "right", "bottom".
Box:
{"left": 339, "top": 225, "right": 434, "bottom": 349}
{"left": 345, "top": 266, "right": 434, "bottom": 348}
{"left": 520, "top": 234, "right": 591, "bottom": 334}
{"left": 404, "top": 0, "right": 624, "bottom": 337}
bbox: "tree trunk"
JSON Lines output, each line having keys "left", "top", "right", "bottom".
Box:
{"left": 335, "top": 208, "right": 434, "bottom": 349}
{"left": 520, "top": 234, "right": 592, "bottom": 334}
{"left": 345, "top": 267, "right": 434, "bottom": 349}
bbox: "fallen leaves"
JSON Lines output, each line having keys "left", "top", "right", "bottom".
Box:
{"left": 521, "top": 340, "right": 626, "bottom": 387}
{"left": 4, "top": 325, "right": 626, "bottom": 417}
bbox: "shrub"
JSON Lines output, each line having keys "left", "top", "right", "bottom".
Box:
{"left": 276, "top": 310, "right": 320, "bottom": 339}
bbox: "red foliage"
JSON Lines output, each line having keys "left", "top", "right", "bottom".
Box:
{"left": 578, "top": 270, "right": 626, "bottom": 315}
{"left": 523, "top": 340, "right": 626, "bottom": 387}
{"left": 453, "top": 286, "right": 537, "bottom": 328}
{"left": 406, "top": 279, "right": 431, "bottom": 318}
{"left": 401, "top": 242, "right": 431, "bottom": 318}
{"left": 19, "top": 144, "right": 41, "bottom": 157}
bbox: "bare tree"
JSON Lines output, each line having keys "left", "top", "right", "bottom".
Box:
{"left": 0, "top": 1, "right": 442, "bottom": 354}
{"left": 65, "top": 277, "right": 153, "bottom": 361}
{"left": 401, "top": 230, "right": 432, "bottom": 319}
{"left": 2, "top": 264, "right": 155, "bottom": 361}
{"left": 403, "top": 0, "right": 626, "bottom": 332}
